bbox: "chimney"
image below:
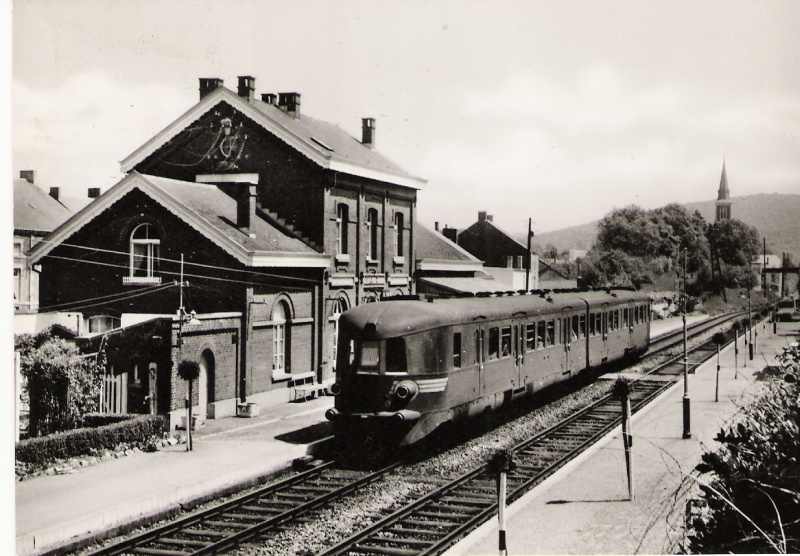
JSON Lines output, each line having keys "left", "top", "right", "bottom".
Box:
{"left": 237, "top": 76, "right": 255, "bottom": 102}
{"left": 88, "top": 188, "right": 101, "bottom": 199}
{"left": 20, "top": 170, "right": 35, "bottom": 183}
{"left": 237, "top": 184, "right": 257, "bottom": 237}
{"left": 199, "top": 78, "right": 223, "bottom": 100}
{"left": 361, "top": 118, "right": 376, "bottom": 149}
{"left": 278, "top": 92, "right": 301, "bottom": 118}
{"left": 487, "top": 214, "right": 493, "bottom": 222}
{"left": 261, "top": 93, "right": 277, "bottom": 105}
{"left": 434, "top": 222, "right": 439, "bottom": 232}
{"left": 478, "top": 211, "right": 487, "bottom": 222}
{"left": 443, "top": 226, "right": 458, "bottom": 243}
{"left": 49, "top": 187, "right": 60, "bottom": 200}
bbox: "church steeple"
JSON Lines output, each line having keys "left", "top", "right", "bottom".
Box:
{"left": 715, "top": 160, "right": 732, "bottom": 222}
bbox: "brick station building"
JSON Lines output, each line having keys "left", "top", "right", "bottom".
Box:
{"left": 28, "top": 76, "right": 430, "bottom": 428}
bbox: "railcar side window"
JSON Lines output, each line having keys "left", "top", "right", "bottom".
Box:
{"left": 579, "top": 314, "right": 586, "bottom": 338}
{"left": 453, "top": 333, "right": 462, "bottom": 368}
{"left": 489, "top": 327, "right": 499, "bottom": 359}
{"left": 595, "top": 313, "right": 602, "bottom": 335}
{"left": 526, "top": 324, "right": 536, "bottom": 351}
{"left": 623, "top": 309, "right": 629, "bottom": 328}
{"left": 589, "top": 313, "right": 596, "bottom": 336}
{"left": 501, "top": 326, "right": 512, "bottom": 357}
{"left": 386, "top": 338, "right": 407, "bottom": 373}
{"left": 537, "top": 321, "right": 545, "bottom": 348}
{"left": 546, "top": 320, "right": 555, "bottom": 346}
{"left": 571, "top": 316, "right": 579, "bottom": 340}
{"left": 360, "top": 341, "right": 380, "bottom": 370}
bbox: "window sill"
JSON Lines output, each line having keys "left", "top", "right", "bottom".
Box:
{"left": 365, "top": 258, "right": 379, "bottom": 266}
{"left": 123, "top": 276, "right": 162, "bottom": 285}
{"left": 393, "top": 256, "right": 405, "bottom": 265}
{"left": 273, "top": 371, "right": 314, "bottom": 383}
{"left": 335, "top": 254, "right": 350, "bottom": 264}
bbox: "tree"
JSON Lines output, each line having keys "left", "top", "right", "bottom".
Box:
{"left": 707, "top": 219, "right": 760, "bottom": 266}
{"left": 652, "top": 204, "right": 710, "bottom": 273}
{"left": 596, "top": 205, "right": 662, "bottom": 258}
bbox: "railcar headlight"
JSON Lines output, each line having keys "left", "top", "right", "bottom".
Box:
{"left": 329, "top": 382, "right": 342, "bottom": 395}
{"left": 394, "top": 380, "right": 418, "bottom": 400}
{"left": 325, "top": 408, "right": 339, "bottom": 421}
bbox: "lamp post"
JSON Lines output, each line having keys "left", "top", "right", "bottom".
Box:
{"left": 682, "top": 247, "right": 691, "bottom": 439}
{"left": 176, "top": 254, "right": 200, "bottom": 450}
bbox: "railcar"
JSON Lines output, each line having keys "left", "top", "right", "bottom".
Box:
{"left": 325, "top": 289, "right": 651, "bottom": 446}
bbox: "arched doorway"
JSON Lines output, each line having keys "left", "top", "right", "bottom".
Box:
{"left": 198, "top": 349, "right": 215, "bottom": 417}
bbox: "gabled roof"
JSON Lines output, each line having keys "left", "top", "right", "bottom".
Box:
{"left": 120, "top": 87, "right": 426, "bottom": 190}
{"left": 414, "top": 224, "right": 483, "bottom": 271}
{"left": 460, "top": 217, "right": 530, "bottom": 253}
{"left": 14, "top": 178, "right": 73, "bottom": 234}
{"left": 28, "top": 172, "right": 330, "bottom": 268}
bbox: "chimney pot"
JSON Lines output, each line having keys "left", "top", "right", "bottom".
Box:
{"left": 478, "top": 211, "right": 487, "bottom": 222}
{"left": 434, "top": 222, "right": 439, "bottom": 232}
{"left": 88, "top": 188, "right": 101, "bottom": 199}
{"left": 199, "top": 78, "right": 224, "bottom": 100}
{"left": 237, "top": 76, "right": 255, "bottom": 102}
{"left": 361, "top": 118, "right": 376, "bottom": 149}
{"left": 49, "top": 187, "right": 60, "bottom": 200}
{"left": 20, "top": 170, "right": 35, "bottom": 184}
{"left": 278, "top": 92, "right": 301, "bottom": 118}
{"left": 261, "top": 93, "right": 277, "bottom": 105}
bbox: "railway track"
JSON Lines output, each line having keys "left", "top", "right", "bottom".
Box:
{"left": 88, "top": 460, "right": 401, "bottom": 556}
{"left": 87, "top": 313, "right": 744, "bottom": 556}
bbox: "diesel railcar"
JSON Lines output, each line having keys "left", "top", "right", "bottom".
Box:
{"left": 325, "top": 289, "right": 651, "bottom": 446}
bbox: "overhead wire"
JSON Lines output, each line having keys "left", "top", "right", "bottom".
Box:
{"left": 39, "top": 283, "right": 178, "bottom": 313}
{"left": 43, "top": 254, "right": 315, "bottom": 293}
{"left": 39, "top": 282, "right": 175, "bottom": 312}
{"left": 33, "top": 238, "right": 323, "bottom": 285}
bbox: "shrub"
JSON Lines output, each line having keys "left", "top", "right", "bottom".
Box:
{"left": 15, "top": 414, "right": 167, "bottom": 467}
{"left": 21, "top": 337, "right": 103, "bottom": 436}
{"left": 685, "top": 344, "right": 800, "bottom": 553}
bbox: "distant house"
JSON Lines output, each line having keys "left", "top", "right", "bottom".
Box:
{"left": 13, "top": 171, "right": 73, "bottom": 314}
{"left": 414, "top": 224, "right": 492, "bottom": 296}
{"left": 752, "top": 254, "right": 784, "bottom": 294}
{"left": 443, "top": 211, "right": 577, "bottom": 291}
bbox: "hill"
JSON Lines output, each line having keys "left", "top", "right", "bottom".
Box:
{"left": 517, "top": 193, "right": 800, "bottom": 260}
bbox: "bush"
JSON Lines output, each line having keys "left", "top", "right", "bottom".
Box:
{"left": 685, "top": 344, "right": 800, "bottom": 553}
{"left": 15, "top": 414, "right": 167, "bottom": 467}
{"left": 20, "top": 337, "right": 103, "bottom": 436}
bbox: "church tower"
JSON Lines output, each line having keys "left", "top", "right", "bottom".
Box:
{"left": 715, "top": 160, "right": 732, "bottom": 222}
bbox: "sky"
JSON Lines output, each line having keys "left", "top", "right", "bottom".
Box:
{"left": 10, "top": 0, "right": 800, "bottom": 237}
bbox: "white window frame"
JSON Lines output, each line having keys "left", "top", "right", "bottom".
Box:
{"left": 125, "top": 223, "right": 161, "bottom": 284}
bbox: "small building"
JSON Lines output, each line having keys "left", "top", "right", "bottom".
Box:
{"left": 752, "top": 254, "right": 784, "bottom": 294}
{"left": 441, "top": 211, "right": 577, "bottom": 292}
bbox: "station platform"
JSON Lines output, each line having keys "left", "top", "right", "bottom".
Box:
{"left": 13, "top": 315, "right": 793, "bottom": 556}
{"left": 449, "top": 318, "right": 799, "bottom": 555}
{"left": 14, "top": 395, "right": 335, "bottom": 555}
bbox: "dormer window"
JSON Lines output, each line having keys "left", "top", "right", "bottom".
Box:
{"left": 124, "top": 223, "right": 161, "bottom": 284}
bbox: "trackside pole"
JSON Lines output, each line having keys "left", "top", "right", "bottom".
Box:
{"left": 491, "top": 449, "right": 516, "bottom": 555}
{"left": 613, "top": 378, "right": 634, "bottom": 500}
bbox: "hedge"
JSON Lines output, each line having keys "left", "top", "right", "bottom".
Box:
{"left": 82, "top": 413, "right": 138, "bottom": 428}
{"left": 16, "top": 414, "right": 168, "bottom": 467}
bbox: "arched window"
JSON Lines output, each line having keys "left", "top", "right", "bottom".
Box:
{"left": 273, "top": 301, "right": 289, "bottom": 374}
{"left": 336, "top": 204, "right": 349, "bottom": 256}
{"left": 394, "top": 212, "right": 404, "bottom": 258}
{"left": 367, "top": 208, "right": 379, "bottom": 261}
{"left": 126, "top": 223, "right": 161, "bottom": 284}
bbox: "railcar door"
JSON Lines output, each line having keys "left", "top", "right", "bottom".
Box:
{"left": 474, "top": 323, "right": 486, "bottom": 396}
{"left": 562, "top": 311, "right": 572, "bottom": 376}
{"left": 600, "top": 304, "right": 610, "bottom": 363}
